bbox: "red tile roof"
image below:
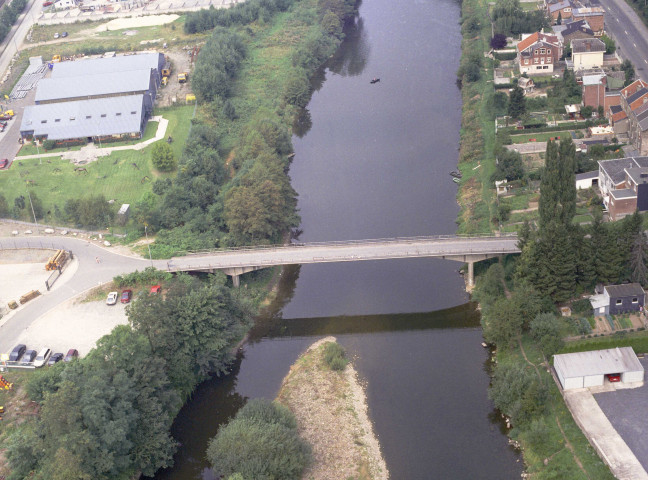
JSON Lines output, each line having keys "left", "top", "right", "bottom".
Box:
{"left": 517, "top": 32, "right": 560, "bottom": 53}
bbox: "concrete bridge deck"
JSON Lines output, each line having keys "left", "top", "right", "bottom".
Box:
{"left": 166, "top": 234, "right": 521, "bottom": 285}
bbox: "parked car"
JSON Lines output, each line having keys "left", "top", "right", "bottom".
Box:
{"left": 150, "top": 285, "right": 161, "bottom": 294}
{"left": 48, "top": 353, "right": 64, "bottom": 365}
{"left": 42, "top": 1, "right": 52, "bottom": 5}
{"left": 120, "top": 289, "right": 132, "bottom": 304}
{"left": 61, "top": 31, "right": 68, "bottom": 37}
{"left": 9, "top": 344, "right": 26, "bottom": 361}
{"left": 33, "top": 348, "right": 52, "bottom": 368}
{"left": 64, "top": 349, "right": 79, "bottom": 362}
{"left": 20, "top": 349, "right": 37, "bottom": 365}
{"left": 0, "top": 158, "right": 8, "bottom": 169}
{"left": 106, "top": 291, "right": 118, "bottom": 305}
{"left": 53, "top": 32, "right": 59, "bottom": 39}
{"left": 607, "top": 373, "right": 621, "bottom": 382}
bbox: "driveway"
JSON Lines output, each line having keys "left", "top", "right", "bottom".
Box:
{"left": 0, "top": 236, "right": 152, "bottom": 354}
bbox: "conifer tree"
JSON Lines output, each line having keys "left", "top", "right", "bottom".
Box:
{"left": 538, "top": 140, "right": 560, "bottom": 228}
{"left": 630, "top": 231, "right": 648, "bottom": 286}
{"left": 557, "top": 137, "right": 576, "bottom": 224}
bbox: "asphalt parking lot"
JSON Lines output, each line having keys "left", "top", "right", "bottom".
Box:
{"left": 594, "top": 357, "right": 648, "bottom": 473}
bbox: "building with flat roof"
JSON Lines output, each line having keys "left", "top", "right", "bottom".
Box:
{"left": 598, "top": 156, "right": 648, "bottom": 220}
{"left": 554, "top": 347, "right": 644, "bottom": 390}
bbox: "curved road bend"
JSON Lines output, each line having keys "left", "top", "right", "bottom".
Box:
{"left": 596, "top": 0, "right": 648, "bottom": 81}
{"left": 0, "top": 236, "right": 151, "bottom": 353}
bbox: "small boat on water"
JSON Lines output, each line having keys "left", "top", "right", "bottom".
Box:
{"left": 452, "top": 177, "right": 460, "bottom": 184}
{"left": 450, "top": 170, "right": 462, "bottom": 178}
{"left": 370, "top": 78, "right": 380, "bottom": 84}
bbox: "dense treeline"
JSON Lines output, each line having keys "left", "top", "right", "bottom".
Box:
{"left": 4, "top": 273, "right": 253, "bottom": 479}
{"left": 492, "top": 0, "right": 548, "bottom": 36}
{"left": 138, "top": 0, "right": 359, "bottom": 256}
{"left": 0, "top": 0, "right": 27, "bottom": 45}
{"left": 185, "top": 0, "right": 296, "bottom": 33}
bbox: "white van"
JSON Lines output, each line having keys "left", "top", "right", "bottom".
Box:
{"left": 33, "top": 348, "right": 52, "bottom": 368}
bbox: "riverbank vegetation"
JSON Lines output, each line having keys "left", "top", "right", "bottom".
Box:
{"left": 470, "top": 136, "right": 648, "bottom": 477}
{"left": 1, "top": 273, "right": 254, "bottom": 479}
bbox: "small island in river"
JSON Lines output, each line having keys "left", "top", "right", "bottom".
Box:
{"left": 277, "top": 336, "right": 389, "bottom": 480}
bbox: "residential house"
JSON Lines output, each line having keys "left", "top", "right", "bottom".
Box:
{"left": 548, "top": 0, "right": 573, "bottom": 24}
{"left": 582, "top": 73, "right": 606, "bottom": 109}
{"left": 554, "top": 19, "right": 595, "bottom": 45}
{"left": 575, "top": 170, "right": 599, "bottom": 189}
{"left": 517, "top": 32, "right": 562, "bottom": 75}
{"left": 571, "top": 38, "right": 605, "bottom": 70}
{"left": 589, "top": 284, "right": 645, "bottom": 315}
{"left": 572, "top": 7, "right": 605, "bottom": 36}
{"left": 615, "top": 80, "right": 648, "bottom": 154}
{"left": 598, "top": 156, "right": 648, "bottom": 220}
{"left": 518, "top": 76, "right": 535, "bottom": 94}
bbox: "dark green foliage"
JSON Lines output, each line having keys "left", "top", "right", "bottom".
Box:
{"left": 0, "top": 193, "right": 8, "bottom": 216}
{"left": 482, "top": 297, "right": 524, "bottom": 347}
{"left": 192, "top": 29, "right": 246, "bottom": 102}
{"left": 0, "top": 0, "right": 27, "bottom": 45}
{"left": 323, "top": 342, "right": 348, "bottom": 370}
{"left": 600, "top": 34, "right": 616, "bottom": 54}
{"left": 206, "top": 398, "right": 310, "bottom": 480}
{"left": 492, "top": 0, "right": 548, "bottom": 35}
{"left": 151, "top": 142, "right": 177, "bottom": 172}
{"left": 489, "top": 362, "right": 546, "bottom": 427}
{"left": 42, "top": 139, "right": 57, "bottom": 150}
{"left": 621, "top": 59, "right": 635, "bottom": 86}
{"left": 580, "top": 105, "right": 593, "bottom": 119}
{"left": 64, "top": 195, "right": 114, "bottom": 228}
{"left": 493, "top": 91, "right": 509, "bottom": 115}
{"left": 284, "top": 69, "right": 312, "bottom": 107}
{"left": 492, "top": 149, "right": 524, "bottom": 181}
{"left": 530, "top": 313, "right": 564, "bottom": 356}
{"left": 461, "top": 15, "right": 480, "bottom": 35}
{"left": 113, "top": 266, "right": 173, "bottom": 288}
{"left": 508, "top": 84, "right": 526, "bottom": 119}
{"left": 185, "top": 0, "right": 297, "bottom": 33}
{"left": 630, "top": 231, "right": 648, "bottom": 286}
{"left": 473, "top": 262, "right": 506, "bottom": 308}
{"left": 546, "top": 69, "right": 582, "bottom": 112}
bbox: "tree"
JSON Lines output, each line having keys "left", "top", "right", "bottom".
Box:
{"left": 530, "top": 312, "right": 564, "bottom": 356}
{"left": 151, "top": 142, "right": 177, "bottom": 172}
{"left": 556, "top": 11, "right": 562, "bottom": 24}
{"left": 630, "top": 231, "right": 648, "bottom": 286}
{"left": 621, "top": 59, "right": 635, "bottom": 86}
{"left": 482, "top": 297, "right": 523, "bottom": 348}
{"left": 490, "top": 33, "right": 507, "bottom": 49}
{"left": 581, "top": 105, "right": 593, "bottom": 118}
{"left": 538, "top": 140, "right": 560, "bottom": 228}
{"left": 508, "top": 84, "right": 526, "bottom": 119}
{"left": 207, "top": 399, "right": 310, "bottom": 480}
{"left": 601, "top": 34, "right": 616, "bottom": 54}
{"left": 493, "top": 149, "right": 524, "bottom": 181}
{"left": 284, "top": 69, "right": 312, "bottom": 107}
{"left": 0, "top": 193, "right": 8, "bottom": 216}
{"left": 474, "top": 262, "right": 506, "bottom": 308}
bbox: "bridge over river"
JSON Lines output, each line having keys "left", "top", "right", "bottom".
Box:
{"left": 166, "top": 234, "right": 521, "bottom": 286}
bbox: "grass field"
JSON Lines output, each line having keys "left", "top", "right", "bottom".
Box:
{"left": 510, "top": 131, "right": 573, "bottom": 144}
{"left": 0, "top": 104, "right": 193, "bottom": 221}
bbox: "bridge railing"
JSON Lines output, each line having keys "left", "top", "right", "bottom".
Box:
{"left": 175, "top": 233, "right": 518, "bottom": 258}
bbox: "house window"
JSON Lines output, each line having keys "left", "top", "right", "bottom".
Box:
{"left": 546, "top": 49, "right": 551, "bottom": 54}
{"left": 540, "top": 48, "right": 545, "bottom": 54}
{"left": 86, "top": 115, "right": 92, "bottom": 119}
{"left": 525, "top": 59, "right": 529, "bottom": 65}
{"left": 101, "top": 114, "right": 107, "bottom": 118}
{"left": 633, "top": 297, "right": 639, "bottom": 303}
{"left": 116, "top": 112, "right": 122, "bottom": 116}
{"left": 40, "top": 120, "right": 47, "bottom": 124}
{"left": 534, "top": 58, "right": 539, "bottom": 64}
{"left": 131, "top": 111, "right": 137, "bottom": 115}
{"left": 543, "top": 66, "right": 548, "bottom": 69}
{"left": 547, "top": 57, "right": 552, "bottom": 63}
{"left": 616, "top": 299, "right": 623, "bottom": 305}
{"left": 70, "top": 117, "right": 75, "bottom": 121}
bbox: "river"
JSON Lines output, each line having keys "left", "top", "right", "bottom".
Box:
{"left": 151, "top": 0, "right": 524, "bottom": 478}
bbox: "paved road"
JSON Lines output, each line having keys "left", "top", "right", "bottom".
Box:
{"left": 166, "top": 235, "right": 521, "bottom": 272}
{"left": 593, "top": 0, "right": 648, "bottom": 82}
{"left": 0, "top": 236, "right": 150, "bottom": 353}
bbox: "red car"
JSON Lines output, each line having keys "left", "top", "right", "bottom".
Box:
{"left": 0, "top": 159, "right": 8, "bottom": 169}
{"left": 43, "top": 1, "right": 53, "bottom": 5}
{"left": 150, "top": 285, "right": 161, "bottom": 294}
{"left": 120, "top": 289, "right": 132, "bottom": 303}
{"left": 607, "top": 373, "right": 621, "bottom": 382}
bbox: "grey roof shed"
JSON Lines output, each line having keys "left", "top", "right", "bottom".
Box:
{"left": 51, "top": 52, "right": 164, "bottom": 79}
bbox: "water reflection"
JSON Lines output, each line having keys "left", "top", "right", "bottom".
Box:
{"left": 328, "top": 16, "right": 370, "bottom": 77}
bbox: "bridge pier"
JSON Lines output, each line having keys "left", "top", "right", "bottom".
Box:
{"left": 443, "top": 254, "right": 503, "bottom": 288}
{"left": 221, "top": 266, "right": 262, "bottom": 287}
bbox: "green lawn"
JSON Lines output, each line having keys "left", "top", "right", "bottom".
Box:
{"left": 1, "top": 105, "right": 193, "bottom": 221}
{"left": 16, "top": 143, "right": 84, "bottom": 157}
{"left": 510, "top": 131, "right": 573, "bottom": 144}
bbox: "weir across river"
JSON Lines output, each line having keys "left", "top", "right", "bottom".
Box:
{"left": 165, "top": 234, "right": 521, "bottom": 286}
